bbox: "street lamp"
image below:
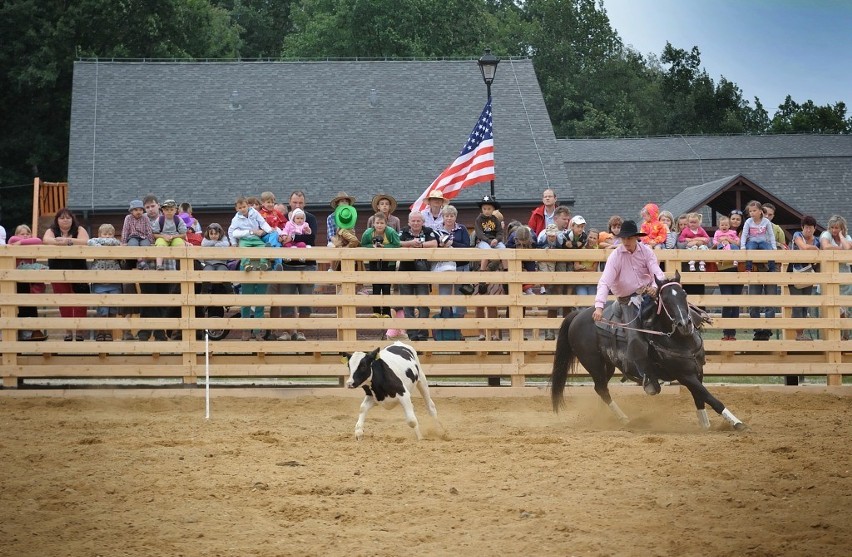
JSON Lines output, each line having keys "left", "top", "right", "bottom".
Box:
{"left": 477, "top": 48, "right": 499, "bottom": 198}
{"left": 478, "top": 48, "right": 499, "bottom": 99}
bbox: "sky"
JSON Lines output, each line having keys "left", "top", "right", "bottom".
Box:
{"left": 602, "top": 0, "right": 852, "bottom": 113}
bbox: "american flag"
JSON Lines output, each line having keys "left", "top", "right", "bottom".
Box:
{"left": 411, "top": 99, "right": 495, "bottom": 212}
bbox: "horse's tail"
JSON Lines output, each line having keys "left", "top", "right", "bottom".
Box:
{"left": 551, "top": 309, "right": 580, "bottom": 413}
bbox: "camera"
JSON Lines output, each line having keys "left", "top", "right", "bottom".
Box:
{"left": 436, "top": 231, "right": 451, "bottom": 246}
{"left": 373, "top": 237, "right": 383, "bottom": 247}
{"left": 459, "top": 283, "right": 476, "bottom": 296}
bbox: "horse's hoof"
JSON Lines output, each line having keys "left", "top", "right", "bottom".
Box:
{"left": 733, "top": 422, "right": 748, "bottom": 432}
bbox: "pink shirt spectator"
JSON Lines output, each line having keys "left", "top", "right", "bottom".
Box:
{"left": 594, "top": 242, "right": 665, "bottom": 308}
{"left": 712, "top": 229, "right": 739, "bottom": 248}
{"left": 678, "top": 225, "right": 710, "bottom": 244}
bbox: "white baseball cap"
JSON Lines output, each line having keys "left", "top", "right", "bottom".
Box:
{"left": 570, "top": 215, "right": 586, "bottom": 226}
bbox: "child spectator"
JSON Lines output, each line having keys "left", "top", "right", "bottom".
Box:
{"left": 507, "top": 224, "right": 537, "bottom": 295}
{"left": 228, "top": 196, "right": 273, "bottom": 271}
{"left": 327, "top": 191, "right": 356, "bottom": 246}
{"left": 87, "top": 224, "right": 123, "bottom": 341}
{"left": 713, "top": 216, "right": 740, "bottom": 261}
{"left": 658, "top": 210, "right": 678, "bottom": 249}
{"left": 247, "top": 196, "right": 262, "bottom": 213}
{"left": 761, "top": 203, "right": 788, "bottom": 249}
{"left": 367, "top": 193, "right": 401, "bottom": 232}
{"left": 740, "top": 199, "right": 777, "bottom": 271}
{"left": 152, "top": 199, "right": 187, "bottom": 270}
{"left": 259, "top": 191, "right": 286, "bottom": 270}
{"left": 573, "top": 228, "right": 601, "bottom": 298}
{"left": 599, "top": 215, "right": 623, "bottom": 250}
{"left": 283, "top": 208, "right": 311, "bottom": 250}
{"left": 231, "top": 197, "right": 270, "bottom": 340}
{"left": 9, "top": 224, "right": 48, "bottom": 341}
{"left": 199, "top": 223, "right": 231, "bottom": 295}
{"left": 361, "top": 213, "right": 401, "bottom": 319}
{"left": 179, "top": 202, "right": 202, "bottom": 245}
{"left": 563, "top": 215, "right": 588, "bottom": 249}
{"left": 474, "top": 195, "right": 506, "bottom": 272}
{"left": 561, "top": 215, "right": 588, "bottom": 313}
{"left": 178, "top": 202, "right": 201, "bottom": 233}
{"left": 640, "top": 203, "right": 667, "bottom": 249}
{"left": 121, "top": 199, "right": 154, "bottom": 269}
{"left": 678, "top": 212, "right": 711, "bottom": 271}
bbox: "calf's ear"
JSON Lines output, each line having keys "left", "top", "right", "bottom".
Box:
{"left": 340, "top": 354, "right": 351, "bottom": 364}
{"left": 369, "top": 347, "right": 381, "bottom": 360}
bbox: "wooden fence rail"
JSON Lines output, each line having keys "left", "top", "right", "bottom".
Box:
{"left": 1, "top": 245, "right": 850, "bottom": 388}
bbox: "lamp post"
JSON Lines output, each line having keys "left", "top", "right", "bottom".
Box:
{"left": 477, "top": 48, "right": 499, "bottom": 197}
{"left": 478, "top": 48, "right": 500, "bottom": 388}
{"left": 478, "top": 48, "right": 499, "bottom": 100}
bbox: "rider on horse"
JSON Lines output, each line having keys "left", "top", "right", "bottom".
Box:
{"left": 592, "top": 220, "right": 666, "bottom": 395}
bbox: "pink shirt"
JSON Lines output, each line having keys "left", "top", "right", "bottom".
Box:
{"left": 594, "top": 242, "right": 665, "bottom": 308}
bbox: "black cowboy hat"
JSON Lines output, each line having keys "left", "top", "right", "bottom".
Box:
{"left": 614, "top": 220, "right": 647, "bottom": 238}
{"left": 477, "top": 195, "right": 501, "bottom": 210}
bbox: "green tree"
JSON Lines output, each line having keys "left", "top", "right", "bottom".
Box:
{"left": 283, "top": 0, "right": 492, "bottom": 58}
{"left": 770, "top": 96, "right": 851, "bottom": 134}
{"left": 525, "top": 0, "right": 622, "bottom": 136}
{"left": 0, "top": 0, "right": 241, "bottom": 226}
{"left": 212, "top": 0, "right": 295, "bottom": 58}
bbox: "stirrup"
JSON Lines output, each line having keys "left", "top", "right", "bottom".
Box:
{"left": 643, "top": 374, "right": 661, "bottom": 396}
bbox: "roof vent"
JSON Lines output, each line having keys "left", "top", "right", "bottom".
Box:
{"left": 368, "top": 88, "right": 379, "bottom": 108}
{"left": 229, "top": 90, "right": 242, "bottom": 111}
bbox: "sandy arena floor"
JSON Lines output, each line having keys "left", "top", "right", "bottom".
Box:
{"left": 0, "top": 386, "right": 849, "bottom": 557}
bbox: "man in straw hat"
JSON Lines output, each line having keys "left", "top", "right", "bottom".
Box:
{"left": 592, "top": 220, "right": 666, "bottom": 395}
{"left": 421, "top": 190, "right": 447, "bottom": 231}
{"left": 326, "top": 191, "right": 355, "bottom": 247}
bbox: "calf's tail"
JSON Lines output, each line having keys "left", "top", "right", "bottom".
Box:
{"left": 551, "top": 310, "right": 580, "bottom": 413}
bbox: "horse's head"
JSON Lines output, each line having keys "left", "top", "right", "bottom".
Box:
{"left": 654, "top": 271, "right": 694, "bottom": 336}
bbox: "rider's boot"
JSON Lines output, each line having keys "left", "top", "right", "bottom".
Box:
{"left": 642, "top": 373, "right": 661, "bottom": 396}
{"left": 634, "top": 359, "right": 661, "bottom": 396}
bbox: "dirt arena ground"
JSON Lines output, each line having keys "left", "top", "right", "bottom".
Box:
{"left": 0, "top": 386, "right": 849, "bottom": 557}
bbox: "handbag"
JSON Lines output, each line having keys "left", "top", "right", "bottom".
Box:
{"left": 791, "top": 264, "right": 816, "bottom": 289}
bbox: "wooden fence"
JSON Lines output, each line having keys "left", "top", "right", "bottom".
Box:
{"left": 1, "top": 245, "right": 850, "bottom": 388}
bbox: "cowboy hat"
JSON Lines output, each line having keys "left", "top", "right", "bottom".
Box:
{"left": 477, "top": 195, "right": 501, "bottom": 210}
{"left": 371, "top": 193, "right": 398, "bottom": 214}
{"left": 330, "top": 191, "right": 355, "bottom": 208}
{"left": 426, "top": 190, "right": 448, "bottom": 204}
{"left": 334, "top": 204, "right": 358, "bottom": 230}
{"left": 614, "top": 220, "right": 647, "bottom": 238}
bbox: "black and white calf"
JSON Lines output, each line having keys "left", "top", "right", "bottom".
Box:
{"left": 345, "top": 341, "right": 440, "bottom": 440}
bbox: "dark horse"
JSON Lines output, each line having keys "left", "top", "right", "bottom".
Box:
{"left": 551, "top": 272, "right": 746, "bottom": 430}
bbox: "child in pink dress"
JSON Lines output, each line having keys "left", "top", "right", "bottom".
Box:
{"left": 712, "top": 216, "right": 740, "bottom": 265}
{"left": 677, "top": 212, "right": 711, "bottom": 271}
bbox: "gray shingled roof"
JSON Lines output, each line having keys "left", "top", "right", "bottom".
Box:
{"left": 560, "top": 135, "right": 852, "bottom": 230}
{"left": 68, "top": 59, "right": 569, "bottom": 213}
{"left": 660, "top": 175, "right": 739, "bottom": 220}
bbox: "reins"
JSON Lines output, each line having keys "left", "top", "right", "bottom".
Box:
{"left": 601, "top": 281, "right": 693, "bottom": 337}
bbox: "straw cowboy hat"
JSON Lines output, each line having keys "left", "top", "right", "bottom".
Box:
{"left": 426, "top": 190, "right": 448, "bottom": 204}
{"left": 330, "top": 191, "right": 355, "bottom": 208}
{"left": 371, "top": 193, "right": 398, "bottom": 214}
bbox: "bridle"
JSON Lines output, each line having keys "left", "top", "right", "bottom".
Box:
{"left": 601, "top": 281, "right": 692, "bottom": 337}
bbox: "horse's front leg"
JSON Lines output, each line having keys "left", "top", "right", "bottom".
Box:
{"left": 679, "top": 374, "right": 747, "bottom": 431}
